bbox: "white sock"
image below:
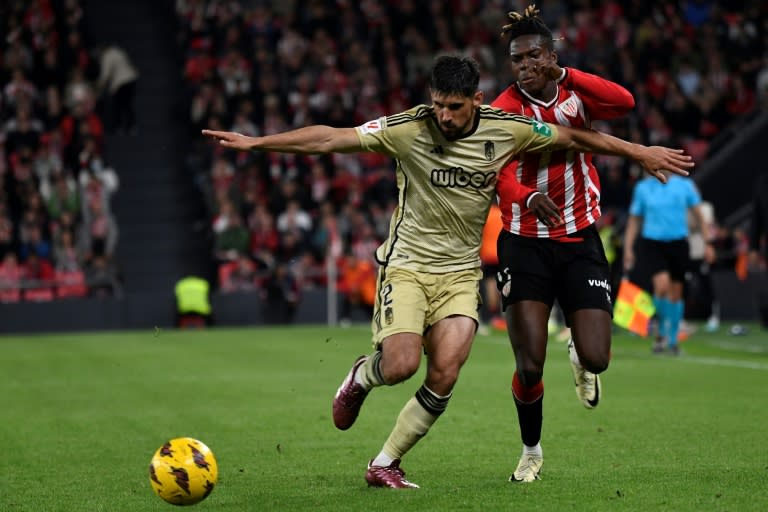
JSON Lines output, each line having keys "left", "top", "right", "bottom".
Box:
{"left": 522, "top": 443, "right": 542, "bottom": 457}
{"left": 353, "top": 367, "right": 364, "bottom": 386}
{"left": 371, "top": 450, "right": 396, "bottom": 467}
{"left": 568, "top": 339, "right": 582, "bottom": 366}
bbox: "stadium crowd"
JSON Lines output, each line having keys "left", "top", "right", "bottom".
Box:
{"left": 175, "top": 0, "right": 766, "bottom": 321}
{"left": 0, "top": 0, "right": 122, "bottom": 302}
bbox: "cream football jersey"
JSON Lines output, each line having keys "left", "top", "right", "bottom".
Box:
{"left": 356, "top": 105, "right": 558, "bottom": 273}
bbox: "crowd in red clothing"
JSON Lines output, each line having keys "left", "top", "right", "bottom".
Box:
{"left": 0, "top": 0, "right": 121, "bottom": 303}
{"left": 174, "top": 1, "right": 766, "bottom": 311}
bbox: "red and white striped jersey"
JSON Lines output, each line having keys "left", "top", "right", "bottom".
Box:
{"left": 491, "top": 67, "right": 634, "bottom": 240}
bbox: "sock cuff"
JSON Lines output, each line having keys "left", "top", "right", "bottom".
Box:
{"left": 371, "top": 351, "right": 385, "bottom": 385}
{"left": 415, "top": 384, "right": 451, "bottom": 416}
{"left": 512, "top": 372, "right": 544, "bottom": 404}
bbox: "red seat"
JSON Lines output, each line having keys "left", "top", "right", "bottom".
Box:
{"left": 56, "top": 270, "right": 89, "bottom": 298}
{"left": 23, "top": 287, "right": 54, "bottom": 302}
{"left": 0, "top": 288, "right": 21, "bottom": 303}
{"left": 218, "top": 261, "right": 238, "bottom": 291}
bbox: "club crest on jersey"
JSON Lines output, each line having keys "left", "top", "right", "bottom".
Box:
{"left": 558, "top": 95, "right": 579, "bottom": 118}
{"left": 484, "top": 141, "right": 495, "bottom": 161}
{"left": 358, "top": 117, "right": 385, "bottom": 134}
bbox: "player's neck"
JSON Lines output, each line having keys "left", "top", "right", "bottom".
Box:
{"left": 532, "top": 81, "right": 558, "bottom": 103}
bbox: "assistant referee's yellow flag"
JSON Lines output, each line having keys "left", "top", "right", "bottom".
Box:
{"left": 613, "top": 279, "right": 655, "bottom": 336}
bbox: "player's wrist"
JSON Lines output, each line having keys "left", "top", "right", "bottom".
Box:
{"left": 525, "top": 191, "right": 542, "bottom": 208}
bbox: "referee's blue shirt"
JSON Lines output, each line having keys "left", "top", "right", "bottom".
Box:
{"left": 628, "top": 175, "right": 702, "bottom": 241}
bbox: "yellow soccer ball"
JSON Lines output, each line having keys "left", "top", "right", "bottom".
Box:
{"left": 148, "top": 437, "right": 218, "bottom": 506}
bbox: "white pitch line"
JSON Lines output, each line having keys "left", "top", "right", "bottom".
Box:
{"left": 675, "top": 356, "right": 768, "bottom": 371}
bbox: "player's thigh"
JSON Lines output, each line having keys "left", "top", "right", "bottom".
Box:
{"left": 423, "top": 315, "right": 476, "bottom": 392}
{"left": 558, "top": 233, "right": 613, "bottom": 321}
{"left": 371, "top": 267, "right": 428, "bottom": 349}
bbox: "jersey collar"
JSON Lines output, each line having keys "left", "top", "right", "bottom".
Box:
{"left": 514, "top": 82, "right": 560, "bottom": 109}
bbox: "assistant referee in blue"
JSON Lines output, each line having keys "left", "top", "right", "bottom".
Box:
{"left": 623, "top": 173, "right": 709, "bottom": 354}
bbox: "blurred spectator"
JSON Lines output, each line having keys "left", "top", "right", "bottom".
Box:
{"left": 0, "top": 252, "right": 23, "bottom": 302}
{"left": 337, "top": 248, "right": 377, "bottom": 323}
{"left": 0, "top": 207, "right": 14, "bottom": 258}
{"left": 213, "top": 210, "right": 250, "bottom": 262}
{"left": 95, "top": 43, "right": 139, "bottom": 134}
{"left": 749, "top": 173, "right": 768, "bottom": 271}
{"left": 22, "top": 251, "right": 55, "bottom": 302}
{"left": 172, "top": 0, "right": 765, "bottom": 327}
{"left": 85, "top": 254, "right": 120, "bottom": 298}
{"left": 219, "top": 253, "right": 262, "bottom": 293}
{"left": 262, "top": 262, "right": 300, "bottom": 324}
{"left": 1, "top": 0, "right": 118, "bottom": 302}
{"left": 53, "top": 229, "right": 83, "bottom": 272}
{"left": 80, "top": 196, "right": 119, "bottom": 261}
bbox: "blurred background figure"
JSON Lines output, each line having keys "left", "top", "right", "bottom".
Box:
{"left": 479, "top": 202, "right": 504, "bottom": 332}
{"left": 749, "top": 173, "right": 768, "bottom": 328}
{"left": 95, "top": 43, "right": 139, "bottom": 134}
{"left": 624, "top": 174, "right": 710, "bottom": 355}
{"left": 174, "top": 275, "right": 212, "bottom": 328}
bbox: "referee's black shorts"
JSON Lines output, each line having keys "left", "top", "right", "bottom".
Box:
{"left": 636, "top": 237, "right": 690, "bottom": 282}
{"left": 496, "top": 224, "right": 612, "bottom": 322}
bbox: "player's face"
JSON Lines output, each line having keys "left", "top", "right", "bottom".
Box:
{"left": 509, "top": 34, "right": 556, "bottom": 94}
{"left": 431, "top": 91, "right": 483, "bottom": 139}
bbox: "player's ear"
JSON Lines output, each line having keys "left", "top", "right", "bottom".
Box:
{"left": 474, "top": 90, "right": 484, "bottom": 106}
{"left": 550, "top": 50, "right": 558, "bottom": 64}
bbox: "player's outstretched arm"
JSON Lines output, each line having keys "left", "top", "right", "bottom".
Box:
{"left": 201, "top": 126, "right": 362, "bottom": 154}
{"left": 552, "top": 125, "right": 694, "bottom": 183}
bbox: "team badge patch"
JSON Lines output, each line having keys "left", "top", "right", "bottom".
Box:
{"left": 484, "top": 141, "right": 495, "bottom": 161}
{"left": 358, "top": 117, "right": 386, "bottom": 134}
{"left": 532, "top": 120, "right": 552, "bottom": 137}
{"left": 558, "top": 95, "right": 579, "bottom": 118}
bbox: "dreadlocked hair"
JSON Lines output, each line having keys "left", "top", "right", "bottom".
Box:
{"left": 500, "top": 4, "right": 553, "bottom": 45}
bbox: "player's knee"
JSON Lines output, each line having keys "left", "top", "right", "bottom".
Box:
{"left": 383, "top": 357, "right": 421, "bottom": 383}
{"left": 517, "top": 367, "right": 543, "bottom": 388}
{"left": 583, "top": 354, "right": 610, "bottom": 374}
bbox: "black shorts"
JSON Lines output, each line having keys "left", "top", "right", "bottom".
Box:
{"left": 637, "top": 237, "right": 690, "bottom": 282}
{"left": 496, "top": 225, "right": 612, "bottom": 320}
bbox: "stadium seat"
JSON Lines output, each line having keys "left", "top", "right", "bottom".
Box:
{"left": 23, "top": 287, "right": 54, "bottom": 302}
{"left": 56, "top": 270, "right": 89, "bottom": 298}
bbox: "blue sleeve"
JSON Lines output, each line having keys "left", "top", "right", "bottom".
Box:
{"left": 687, "top": 180, "right": 702, "bottom": 208}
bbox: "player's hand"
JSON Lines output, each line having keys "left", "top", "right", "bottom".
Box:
{"left": 201, "top": 129, "right": 254, "bottom": 151}
{"left": 541, "top": 61, "right": 564, "bottom": 82}
{"left": 636, "top": 146, "right": 694, "bottom": 183}
{"left": 528, "top": 193, "right": 563, "bottom": 227}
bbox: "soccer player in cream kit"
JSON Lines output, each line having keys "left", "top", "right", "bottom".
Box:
{"left": 203, "top": 55, "right": 693, "bottom": 489}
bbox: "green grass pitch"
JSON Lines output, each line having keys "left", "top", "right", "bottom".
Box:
{"left": 1, "top": 323, "right": 767, "bottom": 511}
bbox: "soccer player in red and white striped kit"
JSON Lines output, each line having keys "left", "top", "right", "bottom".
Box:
{"left": 491, "top": 5, "right": 636, "bottom": 483}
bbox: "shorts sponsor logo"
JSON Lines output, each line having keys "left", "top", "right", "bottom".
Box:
{"left": 588, "top": 278, "right": 611, "bottom": 292}
{"left": 431, "top": 167, "right": 496, "bottom": 188}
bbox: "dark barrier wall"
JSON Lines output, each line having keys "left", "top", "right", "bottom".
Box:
{"left": 0, "top": 289, "right": 338, "bottom": 334}
{"left": 0, "top": 272, "right": 764, "bottom": 334}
